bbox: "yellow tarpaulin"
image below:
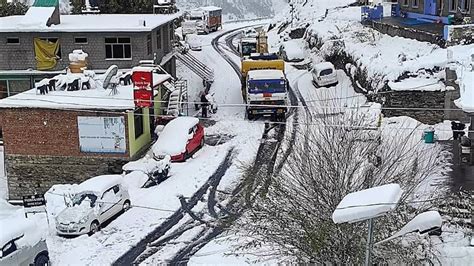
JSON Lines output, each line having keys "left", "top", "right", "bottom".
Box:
{"left": 34, "top": 38, "right": 59, "bottom": 70}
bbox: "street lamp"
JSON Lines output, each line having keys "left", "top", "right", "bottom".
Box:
{"left": 333, "top": 184, "right": 442, "bottom": 265}
{"left": 332, "top": 184, "right": 402, "bottom": 266}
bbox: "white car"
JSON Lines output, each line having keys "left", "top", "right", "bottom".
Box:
{"left": 312, "top": 62, "right": 338, "bottom": 87}
{"left": 0, "top": 219, "right": 49, "bottom": 266}
{"left": 55, "top": 175, "right": 131, "bottom": 236}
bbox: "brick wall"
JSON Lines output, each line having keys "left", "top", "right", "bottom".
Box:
{"left": 0, "top": 23, "right": 174, "bottom": 71}
{"left": 0, "top": 108, "right": 135, "bottom": 199}
{"left": 0, "top": 108, "right": 130, "bottom": 157}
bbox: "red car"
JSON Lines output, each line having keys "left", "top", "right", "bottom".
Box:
{"left": 153, "top": 117, "right": 204, "bottom": 162}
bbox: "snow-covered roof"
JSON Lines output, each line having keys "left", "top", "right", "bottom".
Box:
{"left": 20, "top": 6, "right": 56, "bottom": 28}
{"left": 0, "top": 13, "right": 181, "bottom": 33}
{"left": 199, "top": 6, "right": 222, "bottom": 12}
{"left": 153, "top": 117, "right": 200, "bottom": 156}
{"left": 388, "top": 77, "right": 446, "bottom": 91}
{"left": 77, "top": 175, "right": 123, "bottom": 195}
{"left": 0, "top": 71, "right": 171, "bottom": 110}
{"left": 241, "top": 37, "right": 257, "bottom": 43}
{"left": 332, "top": 184, "right": 403, "bottom": 224}
{"left": 248, "top": 69, "right": 285, "bottom": 80}
{"left": 0, "top": 85, "right": 135, "bottom": 110}
{"left": 314, "top": 62, "right": 335, "bottom": 72}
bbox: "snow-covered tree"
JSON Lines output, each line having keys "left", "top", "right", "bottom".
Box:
{"left": 232, "top": 102, "right": 447, "bottom": 263}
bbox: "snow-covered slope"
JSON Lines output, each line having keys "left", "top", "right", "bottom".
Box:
{"left": 177, "top": 0, "right": 287, "bottom": 20}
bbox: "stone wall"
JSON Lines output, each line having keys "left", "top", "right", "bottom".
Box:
{"left": 6, "top": 154, "right": 128, "bottom": 199}
{"left": 368, "top": 20, "right": 445, "bottom": 47}
{"left": 376, "top": 90, "right": 446, "bottom": 124}
{"left": 446, "top": 24, "right": 474, "bottom": 46}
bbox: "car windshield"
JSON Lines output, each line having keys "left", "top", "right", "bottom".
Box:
{"left": 242, "top": 43, "right": 257, "bottom": 56}
{"left": 320, "top": 68, "right": 333, "bottom": 76}
{"left": 72, "top": 193, "right": 98, "bottom": 208}
{"left": 189, "top": 16, "right": 202, "bottom": 20}
{"left": 248, "top": 79, "right": 286, "bottom": 94}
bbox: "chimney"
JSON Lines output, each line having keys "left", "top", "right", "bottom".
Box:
{"left": 47, "top": 4, "right": 60, "bottom": 26}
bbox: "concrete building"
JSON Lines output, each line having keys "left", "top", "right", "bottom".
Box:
{"left": 0, "top": 71, "right": 172, "bottom": 200}
{"left": 0, "top": 6, "right": 180, "bottom": 99}
{"left": 398, "top": 0, "right": 473, "bottom": 21}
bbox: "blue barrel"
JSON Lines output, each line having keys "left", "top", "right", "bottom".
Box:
{"left": 424, "top": 128, "right": 435, "bottom": 144}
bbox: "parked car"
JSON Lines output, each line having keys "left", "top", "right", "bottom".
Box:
{"left": 279, "top": 39, "right": 306, "bottom": 62}
{"left": 55, "top": 175, "right": 131, "bottom": 236}
{"left": 0, "top": 219, "right": 49, "bottom": 266}
{"left": 312, "top": 62, "right": 338, "bottom": 87}
{"left": 153, "top": 117, "right": 204, "bottom": 162}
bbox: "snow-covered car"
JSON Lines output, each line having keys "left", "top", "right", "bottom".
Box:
{"left": 279, "top": 39, "right": 306, "bottom": 62}
{"left": 242, "top": 28, "right": 258, "bottom": 38}
{"left": 185, "top": 34, "right": 202, "bottom": 51}
{"left": 0, "top": 219, "right": 49, "bottom": 266}
{"left": 153, "top": 117, "right": 204, "bottom": 162}
{"left": 55, "top": 175, "right": 131, "bottom": 236}
{"left": 312, "top": 62, "right": 338, "bottom": 87}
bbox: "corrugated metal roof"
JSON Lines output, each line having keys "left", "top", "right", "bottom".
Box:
{"left": 32, "top": 0, "right": 58, "bottom": 7}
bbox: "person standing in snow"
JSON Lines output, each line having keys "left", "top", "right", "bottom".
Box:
{"left": 201, "top": 91, "right": 209, "bottom": 118}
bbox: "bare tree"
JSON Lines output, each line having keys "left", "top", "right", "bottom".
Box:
{"left": 231, "top": 102, "right": 447, "bottom": 264}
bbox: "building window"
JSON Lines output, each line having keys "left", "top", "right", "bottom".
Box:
{"left": 403, "top": 0, "right": 409, "bottom": 6}
{"left": 156, "top": 30, "right": 162, "bottom": 50}
{"left": 459, "top": 0, "right": 470, "bottom": 12}
{"left": 6, "top": 37, "right": 19, "bottom": 44}
{"left": 449, "top": 0, "right": 457, "bottom": 11}
{"left": 39, "top": 37, "right": 61, "bottom": 58}
{"left": 412, "top": 0, "right": 419, "bottom": 8}
{"left": 105, "top": 37, "right": 131, "bottom": 59}
{"left": 74, "top": 37, "right": 88, "bottom": 44}
{"left": 147, "top": 34, "right": 152, "bottom": 55}
{"left": 134, "top": 108, "right": 144, "bottom": 139}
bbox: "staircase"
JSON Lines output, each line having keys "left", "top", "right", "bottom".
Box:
{"left": 174, "top": 47, "right": 214, "bottom": 83}
{"left": 166, "top": 80, "right": 189, "bottom": 116}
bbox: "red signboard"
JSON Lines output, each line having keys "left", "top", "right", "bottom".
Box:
{"left": 132, "top": 70, "right": 154, "bottom": 107}
{"left": 134, "top": 89, "right": 153, "bottom": 107}
{"left": 132, "top": 71, "right": 153, "bottom": 89}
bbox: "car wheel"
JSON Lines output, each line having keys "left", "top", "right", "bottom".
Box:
{"left": 89, "top": 221, "right": 100, "bottom": 236}
{"left": 34, "top": 253, "right": 49, "bottom": 266}
{"left": 184, "top": 151, "right": 189, "bottom": 161}
{"left": 200, "top": 137, "right": 205, "bottom": 148}
{"left": 123, "top": 200, "right": 131, "bottom": 212}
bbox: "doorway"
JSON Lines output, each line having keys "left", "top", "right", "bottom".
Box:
{"left": 424, "top": 0, "right": 437, "bottom": 15}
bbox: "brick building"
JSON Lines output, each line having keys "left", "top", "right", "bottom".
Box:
{"left": 0, "top": 72, "right": 172, "bottom": 200}
{"left": 0, "top": 6, "right": 180, "bottom": 99}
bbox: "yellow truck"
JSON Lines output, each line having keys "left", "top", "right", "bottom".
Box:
{"left": 240, "top": 54, "right": 287, "bottom": 120}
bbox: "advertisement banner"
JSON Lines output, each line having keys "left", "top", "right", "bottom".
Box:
{"left": 77, "top": 116, "right": 126, "bottom": 154}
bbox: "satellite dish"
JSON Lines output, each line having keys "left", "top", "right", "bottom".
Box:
{"left": 103, "top": 65, "right": 119, "bottom": 89}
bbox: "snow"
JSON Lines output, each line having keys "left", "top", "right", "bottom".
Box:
{"left": 199, "top": 6, "right": 222, "bottom": 12}
{"left": 248, "top": 69, "right": 285, "bottom": 80}
{"left": 0, "top": 13, "right": 181, "bottom": 33}
{"left": 55, "top": 200, "right": 95, "bottom": 225}
{"left": 313, "top": 62, "right": 335, "bottom": 72}
{"left": 0, "top": 146, "right": 6, "bottom": 200}
{"left": 0, "top": 83, "right": 136, "bottom": 110}
{"left": 376, "top": 210, "right": 442, "bottom": 244}
{"left": 281, "top": 39, "right": 306, "bottom": 61}
{"left": 152, "top": 117, "right": 200, "bottom": 157}
{"left": 20, "top": 6, "right": 55, "bottom": 27}
{"left": 388, "top": 77, "right": 447, "bottom": 91}
{"left": 123, "top": 155, "right": 170, "bottom": 174}
{"left": 77, "top": 175, "right": 123, "bottom": 195}
{"left": 455, "top": 67, "right": 474, "bottom": 113}
{"left": 332, "top": 184, "right": 403, "bottom": 224}
{"left": 68, "top": 50, "right": 88, "bottom": 62}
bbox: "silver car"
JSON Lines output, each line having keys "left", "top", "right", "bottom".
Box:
{"left": 0, "top": 220, "right": 49, "bottom": 266}
{"left": 312, "top": 62, "right": 338, "bottom": 87}
{"left": 55, "top": 175, "right": 131, "bottom": 236}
